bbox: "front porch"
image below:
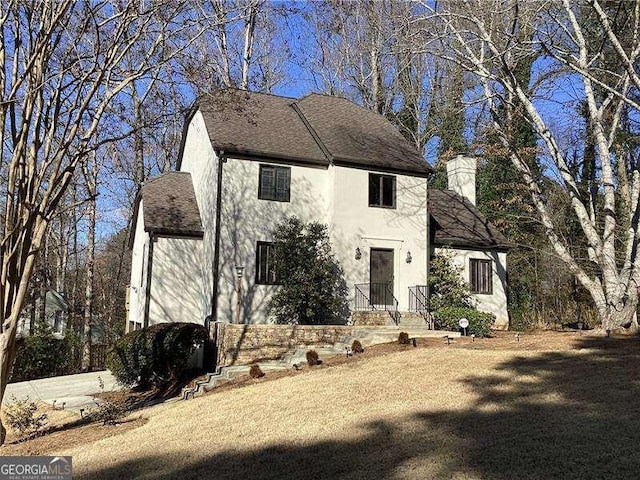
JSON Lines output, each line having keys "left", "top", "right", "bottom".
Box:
{"left": 353, "top": 283, "right": 432, "bottom": 328}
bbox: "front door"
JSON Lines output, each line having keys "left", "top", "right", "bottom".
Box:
{"left": 370, "top": 248, "right": 394, "bottom": 305}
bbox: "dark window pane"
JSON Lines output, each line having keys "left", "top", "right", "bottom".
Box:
{"left": 369, "top": 173, "right": 380, "bottom": 206}
{"left": 275, "top": 168, "right": 289, "bottom": 201}
{"left": 256, "top": 241, "right": 278, "bottom": 285}
{"left": 259, "top": 165, "right": 290, "bottom": 202}
{"left": 369, "top": 173, "right": 395, "bottom": 208}
{"left": 260, "top": 167, "right": 275, "bottom": 200}
{"left": 382, "top": 176, "right": 394, "bottom": 207}
{"left": 470, "top": 259, "right": 492, "bottom": 294}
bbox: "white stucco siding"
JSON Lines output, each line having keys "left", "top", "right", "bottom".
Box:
{"left": 435, "top": 247, "right": 509, "bottom": 329}
{"left": 331, "top": 166, "right": 428, "bottom": 311}
{"left": 216, "top": 158, "right": 331, "bottom": 323}
{"left": 148, "top": 236, "right": 206, "bottom": 325}
{"left": 127, "top": 199, "right": 150, "bottom": 331}
{"left": 179, "top": 110, "right": 218, "bottom": 320}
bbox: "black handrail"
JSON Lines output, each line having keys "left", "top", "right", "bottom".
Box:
{"left": 409, "top": 285, "right": 433, "bottom": 329}
{"left": 354, "top": 283, "right": 375, "bottom": 311}
{"left": 354, "top": 283, "right": 400, "bottom": 324}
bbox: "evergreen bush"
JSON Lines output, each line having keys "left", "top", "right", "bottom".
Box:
{"left": 107, "top": 322, "right": 206, "bottom": 391}
{"left": 10, "top": 322, "right": 81, "bottom": 383}
{"left": 433, "top": 307, "right": 495, "bottom": 338}
{"left": 268, "top": 217, "right": 350, "bottom": 325}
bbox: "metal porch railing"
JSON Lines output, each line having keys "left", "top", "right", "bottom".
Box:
{"left": 408, "top": 285, "right": 433, "bottom": 329}
{"left": 354, "top": 283, "right": 400, "bottom": 324}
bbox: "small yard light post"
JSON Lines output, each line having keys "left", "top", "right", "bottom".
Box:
{"left": 235, "top": 265, "right": 244, "bottom": 324}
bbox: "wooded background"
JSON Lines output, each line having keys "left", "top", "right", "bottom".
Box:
{"left": 4, "top": 0, "right": 639, "bottom": 380}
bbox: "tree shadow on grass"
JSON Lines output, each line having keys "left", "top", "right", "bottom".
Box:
{"left": 79, "top": 337, "right": 640, "bottom": 480}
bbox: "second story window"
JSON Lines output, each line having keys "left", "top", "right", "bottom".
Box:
{"left": 259, "top": 164, "right": 290, "bottom": 202}
{"left": 369, "top": 173, "right": 396, "bottom": 208}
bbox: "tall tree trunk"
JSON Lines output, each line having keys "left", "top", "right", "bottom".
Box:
{"left": 241, "top": 2, "right": 258, "bottom": 90}
{"left": 81, "top": 197, "right": 96, "bottom": 371}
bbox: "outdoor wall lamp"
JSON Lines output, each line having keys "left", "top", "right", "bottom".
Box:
{"left": 235, "top": 265, "right": 244, "bottom": 324}
{"left": 235, "top": 265, "right": 245, "bottom": 278}
{"left": 406, "top": 251, "right": 412, "bottom": 263}
{"left": 355, "top": 247, "right": 362, "bottom": 260}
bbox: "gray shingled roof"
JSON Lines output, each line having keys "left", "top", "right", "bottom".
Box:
{"left": 296, "top": 94, "right": 431, "bottom": 175}
{"left": 141, "top": 172, "right": 204, "bottom": 237}
{"left": 199, "top": 90, "right": 328, "bottom": 166}
{"left": 429, "top": 189, "right": 509, "bottom": 250}
{"left": 196, "top": 89, "right": 432, "bottom": 176}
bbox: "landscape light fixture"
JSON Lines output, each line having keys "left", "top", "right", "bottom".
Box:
{"left": 355, "top": 247, "right": 362, "bottom": 260}
{"left": 406, "top": 251, "right": 412, "bottom": 263}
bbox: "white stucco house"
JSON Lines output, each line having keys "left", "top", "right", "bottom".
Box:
{"left": 127, "top": 89, "right": 509, "bottom": 332}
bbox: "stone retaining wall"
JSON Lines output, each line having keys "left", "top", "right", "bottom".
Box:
{"left": 351, "top": 311, "right": 391, "bottom": 326}
{"left": 214, "top": 323, "right": 356, "bottom": 367}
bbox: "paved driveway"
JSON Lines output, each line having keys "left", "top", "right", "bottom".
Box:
{"left": 4, "top": 371, "right": 120, "bottom": 411}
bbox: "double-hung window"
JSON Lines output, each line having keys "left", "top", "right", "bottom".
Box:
{"left": 256, "top": 241, "right": 278, "bottom": 285}
{"left": 259, "top": 164, "right": 290, "bottom": 202}
{"left": 369, "top": 173, "right": 396, "bottom": 208}
{"left": 470, "top": 259, "right": 493, "bottom": 294}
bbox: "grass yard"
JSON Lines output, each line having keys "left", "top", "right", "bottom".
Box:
{"left": 4, "top": 332, "right": 640, "bottom": 479}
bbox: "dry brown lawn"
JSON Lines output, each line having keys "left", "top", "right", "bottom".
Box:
{"left": 3, "top": 331, "right": 640, "bottom": 479}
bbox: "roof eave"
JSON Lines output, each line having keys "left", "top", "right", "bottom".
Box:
{"left": 332, "top": 156, "right": 432, "bottom": 178}
{"left": 145, "top": 228, "right": 205, "bottom": 239}
{"left": 432, "top": 240, "right": 510, "bottom": 252}
{"left": 218, "top": 147, "right": 329, "bottom": 168}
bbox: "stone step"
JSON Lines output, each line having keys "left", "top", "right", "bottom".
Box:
{"left": 181, "top": 327, "right": 461, "bottom": 400}
{"left": 397, "top": 312, "right": 428, "bottom": 326}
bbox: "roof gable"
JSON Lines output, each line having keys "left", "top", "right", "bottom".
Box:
{"left": 296, "top": 94, "right": 431, "bottom": 176}
{"left": 141, "top": 172, "right": 204, "bottom": 237}
{"left": 429, "top": 189, "right": 509, "bottom": 250}
{"left": 198, "top": 90, "right": 328, "bottom": 166}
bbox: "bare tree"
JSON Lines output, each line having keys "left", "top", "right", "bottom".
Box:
{"left": 423, "top": 0, "right": 640, "bottom": 330}
{"left": 0, "top": 0, "right": 205, "bottom": 443}
{"left": 177, "top": 0, "right": 285, "bottom": 94}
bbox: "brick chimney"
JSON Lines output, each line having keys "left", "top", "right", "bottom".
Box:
{"left": 447, "top": 155, "right": 477, "bottom": 205}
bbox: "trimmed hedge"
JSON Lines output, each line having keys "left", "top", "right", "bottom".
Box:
{"left": 433, "top": 307, "right": 495, "bottom": 338}
{"left": 107, "top": 322, "right": 207, "bottom": 391}
{"left": 10, "top": 325, "right": 81, "bottom": 383}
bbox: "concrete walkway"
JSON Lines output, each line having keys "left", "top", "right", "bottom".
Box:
{"left": 4, "top": 371, "right": 120, "bottom": 412}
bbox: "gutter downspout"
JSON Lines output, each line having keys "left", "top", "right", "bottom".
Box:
{"left": 143, "top": 233, "right": 155, "bottom": 328}
{"left": 426, "top": 188, "right": 430, "bottom": 305}
{"left": 210, "top": 150, "right": 227, "bottom": 322}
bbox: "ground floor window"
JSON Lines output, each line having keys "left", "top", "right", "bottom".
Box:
{"left": 470, "top": 258, "right": 492, "bottom": 294}
{"left": 256, "top": 241, "right": 278, "bottom": 284}
{"left": 128, "top": 321, "right": 143, "bottom": 333}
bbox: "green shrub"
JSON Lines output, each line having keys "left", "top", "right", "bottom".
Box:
{"left": 433, "top": 307, "right": 495, "bottom": 338}
{"left": 429, "top": 252, "right": 472, "bottom": 311}
{"left": 268, "top": 217, "right": 350, "bottom": 325}
{"left": 4, "top": 396, "right": 48, "bottom": 437}
{"left": 306, "top": 350, "right": 320, "bottom": 366}
{"left": 10, "top": 323, "right": 81, "bottom": 383}
{"left": 107, "top": 322, "right": 206, "bottom": 391}
{"left": 351, "top": 339, "right": 364, "bottom": 354}
{"left": 249, "top": 365, "right": 265, "bottom": 379}
{"left": 398, "top": 332, "right": 410, "bottom": 345}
